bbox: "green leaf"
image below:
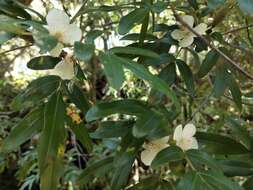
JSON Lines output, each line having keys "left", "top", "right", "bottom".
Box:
{"left": 99, "top": 52, "right": 125, "bottom": 90}
{"left": 177, "top": 171, "right": 243, "bottom": 190}
{"left": 27, "top": 56, "right": 61, "bottom": 70}
{"left": 78, "top": 157, "right": 114, "bottom": 186}
{"left": 0, "top": 1, "right": 31, "bottom": 19}
{"left": 111, "top": 152, "right": 135, "bottom": 190}
{"left": 66, "top": 83, "right": 91, "bottom": 115}
{"left": 226, "top": 117, "right": 252, "bottom": 149}
{"left": 118, "top": 8, "right": 149, "bottom": 35}
{"left": 176, "top": 59, "right": 195, "bottom": 95}
{"left": 151, "top": 146, "right": 184, "bottom": 168}
{"left": 111, "top": 55, "right": 179, "bottom": 110}
{"left": 226, "top": 73, "right": 242, "bottom": 110}
{"left": 120, "top": 33, "right": 157, "bottom": 41}
{"left": 32, "top": 30, "right": 58, "bottom": 53}
{"left": 109, "top": 46, "right": 160, "bottom": 58}
{"left": 86, "top": 99, "right": 149, "bottom": 122}
{"left": 237, "top": 0, "right": 253, "bottom": 15}
{"left": 0, "top": 31, "right": 14, "bottom": 45}
{"left": 208, "top": 0, "right": 225, "bottom": 10}
{"left": 218, "top": 159, "right": 253, "bottom": 176}
{"left": 91, "top": 121, "right": 132, "bottom": 139}
{"left": 186, "top": 149, "right": 222, "bottom": 172}
{"left": 243, "top": 176, "right": 253, "bottom": 190}
{"left": 67, "top": 120, "right": 93, "bottom": 153}
{"left": 133, "top": 110, "right": 163, "bottom": 138}
{"left": 214, "top": 65, "right": 227, "bottom": 97}
{"left": 74, "top": 42, "right": 95, "bottom": 62}
{"left": 12, "top": 76, "right": 61, "bottom": 110}
{"left": 128, "top": 177, "right": 175, "bottom": 190}
{"left": 196, "top": 132, "right": 249, "bottom": 154}
{"left": 38, "top": 92, "right": 66, "bottom": 190}
{"left": 197, "top": 50, "right": 219, "bottom": 78}
{"left": 1, "top": 107, "right": 43, "bottom": 153}
{"left": 0, "top": 15, "right": 28, "bottom": 35}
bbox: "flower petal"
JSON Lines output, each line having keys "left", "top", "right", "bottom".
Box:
{"left": 182, "top": 123, "right": 196, "bottom": 138}
{"left": 181, "top": 15, "right": 194, "bottom": 28}
{"left": 141, "top": 149, "right": 158, "bottom": 166}
{"left": 173, "top": 125, "right": 183, "bottom": 141}
{"left": 62, "top": 24, "right": 82, "bottom": 45}
{"left": 190, "top": 137, "right": 198, "bottom": 150}
{"left": 51, "top": 56, "right": 75, "bottom": 80}
{"left": 154, "top": 136, "right": 170, "bottom": 146}
{"left": 50, "top": 43, "right": 64, "bottom": 57}
{"left": 193, "top": 23, "right": 208, "bottom": 35}
{"left": 171, "top": 29, "right": 186, "bottom": 40}
{"left": 46, "top": 9, "right": 70, "bottom": 27}
{"left": 179, "top": 34, "right": 194, "bottom": 47}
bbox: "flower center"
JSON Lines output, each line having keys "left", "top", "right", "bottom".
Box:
{"left": 52, "top": 31, "right": 64, "bottom": 42}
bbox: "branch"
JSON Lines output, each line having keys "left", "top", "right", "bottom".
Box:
{"left": 170, "top": 6, "right": 253, "bottom": 81}
{"left": 223, "top": 24, "right": 253, "bottom": 35}
{"left": 0, "top": 44, "right": 33, "bottom": 56}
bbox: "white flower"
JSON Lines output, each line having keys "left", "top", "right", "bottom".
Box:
{"left": 141, "top": 136, "right": 170, "bottom": 166}
{"left": 171, "top": 15, "right": 207, "bottom": 47}
{"left": 51, "top": 54, "right": 75, "bottom": 80}
{"left": 46, "top": 9, "right": 82, "bottom": 56}
{"left": 173, "top": 123, "right": 198, "bottom": 151}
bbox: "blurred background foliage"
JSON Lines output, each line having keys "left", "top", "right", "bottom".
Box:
{"left": 0, "top": 0, "right": 253, "bottom": 189}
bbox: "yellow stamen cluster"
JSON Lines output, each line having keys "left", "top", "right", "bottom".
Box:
{"left": 66, "top": 105, "right": 82, "bottom": 124}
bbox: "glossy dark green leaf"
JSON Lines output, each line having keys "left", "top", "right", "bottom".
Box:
{"left": 27, "top": 56, "right": 61, "bottom": 70}
{"left": 0, "top": 31, "right": 14, "bottom": 45}
{"left": 67, "top": 120, "right": 93, "bottom": 153}
{"left": 133, "top": 110, "right": 163, "bottom": 138}
{"left": 78, "top": 157, "right": 114, "bottom": 186}
{"left": 0, "top": 2, "right": 31, "bottom": 19}
{"left": 112, "top": 55, "right": 179, "bottom": 110}
{"left": 197, "top": 50, "right": 219, "bottom": 78}
{"left": 1, "top": 107, "right": 43, "bottom": 153}
{"left": 177, "top": 171, "right": 243, "bottom": 190}
{"left": 109, "top": 46, "right": 160, "bottom": 58}
{"left": 12, "top": 75, "right": 62, "bottom": 110}
{"left": 111, "top": 152, "right": 135, "bottom": 190}
{"left": 74, "top": 42, "right": 95, "bottom": 62}
{"left": 237, "top": 0, "right": 253, "bottom": 15}
{"left": 128, "top": 177, "right": 174, "bottom": 190}
{"left": 120, "top": 33, "right": 157, "bottom": 41}
{"left": 226, "top": 117, "right": 252, "bottom": 149}
{"left": 118, "top": 8, "right": 149, "bottom": 35}
{"left": 243, "top": 176, "right": 253, "bottom": 190}
{"left": 208, "top": 0, "right": 225, "bottom": 10}
{"left": 0, "top": 15, "right": 28, "bottom": 35}
{"left": 151, "top": 146, "right": 184, "bottom": 168}
{"left": 226, "top": 73, "right": 242, "bottom": 110}
{"left": 86, "top": 99, "right": 149, "bottom": 122}
{"left": 38, "top": 92, "right": 66, "bottom": 190}
{"left": 127, "top": 177, "right": 160, "bottom": 190}
{"left": 218, "top": 159, "right": 253, "bottom": 176}
{"left": 214, "top": 65, "right": 227, "bottom": 97}
{"left": 91, "top": 121, "right": 132, "bottom": 139}
{"left": 32, "top": 30, "right": 58, "bottom": 53}
{"left": 196, "top": 132, "right": 249, "bottom": 154}
{"left": 188, "top": 0, "right": 199, "bottom": 9}
{"left": 99, "top": 52, "right": 125, "bottom": 90}
{"left": 66, "top": 83, "right": 91, "bottom": 115}
{"left": 186, "top": 149, "right": 222, "bottom": 172}
{"left": 176, "top": 59, "right": 195, "bottom": 95}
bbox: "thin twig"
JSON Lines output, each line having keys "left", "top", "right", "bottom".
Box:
{"left": 170, "top": 5, "right": 253, "bottom": 81}
{"left": 70, "top": 0, "right": 89, "bottom": 23}
{"left": 223, "top": 24, "right": 253, "bottom": 35}
{"left": 0, "top": 44, "right": 33, "bottom": 56}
